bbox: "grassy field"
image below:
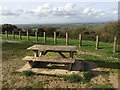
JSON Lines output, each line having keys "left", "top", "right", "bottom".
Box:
{"left": 1, "top": 33, "right": 120, "bottom": 58}
{"left": 1, "top": 34, "right": 120, "bottom": 89}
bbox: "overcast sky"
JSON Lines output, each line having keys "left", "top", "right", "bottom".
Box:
{"left": 0, "top": 0, "right": 119, "bottom": 24}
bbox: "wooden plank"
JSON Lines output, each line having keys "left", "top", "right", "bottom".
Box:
{"left": 27, "top": 45, "right": 77, "bottom": 52}
{"left": 23, "top": 56, "right": 75, "bottom": 64}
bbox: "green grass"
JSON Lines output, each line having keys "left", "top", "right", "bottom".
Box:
{"left": 21, "top": 70, "right": 37, "bottom": 76}
{"left": 61, "top": 74, "right": 81, "bottom": 83}
{"left": 79, "top": 54, "right": 120, "bottom": 71}
{"left": 2, "top": 34, "right": 120, "bottom": 56}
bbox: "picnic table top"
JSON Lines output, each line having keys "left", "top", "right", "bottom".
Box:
{"left": 27, "top": 45, "right": 77, "bottom": 52}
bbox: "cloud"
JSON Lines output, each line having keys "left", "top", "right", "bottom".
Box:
{"left": 1, "top": 7, "right": 20, "bottom": 17}
{"left": 64, "top": 3, "right": 76, "bottom": 11}
{"left": 1, "top": 3, "right": 117, "bottom": 24}
{"left": 113, "top": 10, "right": 117, "bottom": 14}
{"left": 82, "top": 7, "right": 104, "bottom": 18}
{"left": 32, "top": 6, "right": 50, "bottom": 15}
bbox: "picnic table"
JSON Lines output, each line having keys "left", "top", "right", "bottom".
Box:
{"left": 23, "top": 45, "right": 77, "bottom": 70}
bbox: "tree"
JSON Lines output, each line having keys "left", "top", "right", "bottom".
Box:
{"left": 2, "top": 24, "right": 19, "bottom": 33}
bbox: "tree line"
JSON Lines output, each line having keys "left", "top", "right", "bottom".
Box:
{"left": 1, "top": 21, "right": 119, "bottom": 43}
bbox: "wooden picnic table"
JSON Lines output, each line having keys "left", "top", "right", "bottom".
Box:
{"left": 23, "top": 45, "right": 77, "bottom": 70}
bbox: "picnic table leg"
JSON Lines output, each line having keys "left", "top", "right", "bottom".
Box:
{"left": 39, "top": 51, "right": 48, "bottom": 56}
{"left": 34, "top": 50, "right": 39, "bottom": 57}
{"left": 70, "top": 52, "right": 74, "bottom": 59}
{"left": 68, "top": 64, "right": 72, "bottom": 71}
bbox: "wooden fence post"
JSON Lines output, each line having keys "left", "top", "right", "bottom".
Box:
{"left": 5, "top": 31, "right": 8, "bottom": 38}
{"left": 113, "top": 36, "right": 117, "bottom": 53}
{"left": 79, "top": 34, "right": 82, "bottom": 47}
{"left": 19, "top": 31, "right": 22, "bottom": 40}
{"left": 44, "top": 32, "right": 46, "bottom": 44}
{"left": 54, "top": 32, "right": 56, "bottom": 45}
{"left": 96, "top": 35, "right": 99, "bottom": 49}
{"left": 27, "top": 31, "right": 29, "bottom": 41}
{"left": 66, "top": 33, "right": 68, "bottom": 45}
{"left": 12, "top": 31, "right": 15, "bottom": 39}
{"left": 35, "top": 31, "right": 38, "bottom": 42}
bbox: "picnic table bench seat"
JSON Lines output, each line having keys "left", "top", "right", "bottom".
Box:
{"left": 23, "top": 56, "right": 75, "bottom": 64}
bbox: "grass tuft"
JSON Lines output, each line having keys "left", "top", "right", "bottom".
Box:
{"left": 21, "top": 70, "right": 37, "bottom": 76}
{"left": 62, "top": 74, "right": 81, "bottom": 83}
{"left": 82, "top": 70, "right": 93, "bottom": 82}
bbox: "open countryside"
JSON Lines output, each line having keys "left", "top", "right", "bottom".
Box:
{"left": 1, "top": 1, "right": 120, "bottom": 89}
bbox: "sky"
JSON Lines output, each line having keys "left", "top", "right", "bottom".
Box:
{"left": 0, "top": 0, "right": 119, "bottom": 24}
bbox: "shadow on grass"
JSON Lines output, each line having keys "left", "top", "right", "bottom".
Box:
{"left": 85, "top": 59, "right": 120, "bottom": 69}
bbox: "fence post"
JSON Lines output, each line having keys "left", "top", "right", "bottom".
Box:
{"left": 113, "top": 36, "right": 117, "bottom": 53}
{"left": 66, "top": 33, "right": 68, "bottom": 45}
{"left": 54, "top": 32, "right": 56, "bottom": 45}
{"left": 27, "top": 31, "right": 29, "bottom": 41}
{"left": 5, "top": 31, "right": 8, "bottom": 38}
{"left": 12, "top": 31, "right": 15, "bottom": 39}
{"left": 79, "top": 34, "right": 82, "bottom": 47}
{"left": 35, "top": 31, "right": 38, "bottom": 42}
{"left": 19, "top": 31, "right": 22, "bottom": 40}
{"left": 96, "top": 35, "right": 99, "bottom": 49}
{"left": 44, "top": 32, "right": 46, "bottom": 44}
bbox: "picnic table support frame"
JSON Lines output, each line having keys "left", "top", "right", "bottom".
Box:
{"left": 58, "top": 52, "right": 67, "bottom": 58}
{"left": 70, "top": 52, "right": 74, "bottom": 59}
{"left": 33, "top": 50, "right": 39, "bottom": 57}
{"left": 68, "top": 64, "right": 72, "bottom": 71}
